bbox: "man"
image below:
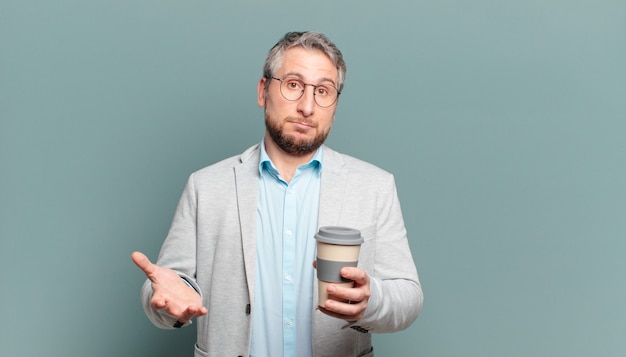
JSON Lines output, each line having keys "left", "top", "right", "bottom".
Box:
{"left": 132, "top": 31, "right": 423, "bottom": 357}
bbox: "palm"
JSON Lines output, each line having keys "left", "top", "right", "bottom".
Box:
{"left": 132, "top": 251, "right": 207, "bottom": 322}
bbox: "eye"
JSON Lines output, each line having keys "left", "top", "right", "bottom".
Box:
{"left": 285, "top": 79, "right": 304, "bottom": 91}
{"left": 315, "top": 86, "right": 329, "bottom": 96}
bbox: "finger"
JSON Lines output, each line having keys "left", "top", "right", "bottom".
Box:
{"left": 177, "top": 308, "right": 195, "bottom": 324}
{"left": 328, "top": 283, "right": 361, "bottom": 303}
{"left": 179, "top": 305, "right": 207, "bottom": 322}
{"left": 319, "top": 302, "right": 364, "bottom": 321}
{"left": 149, "top": 295, "right": 166, "bottom": 310}
{"left": 131, "top": 251, "right": 157, "bottom": 277}
{"left": 341, "top": 267, "right": 367, "bottom": 285}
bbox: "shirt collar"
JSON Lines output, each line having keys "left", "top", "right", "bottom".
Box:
{"left": 259, "top": 140, "right": 323, "bottom": 176}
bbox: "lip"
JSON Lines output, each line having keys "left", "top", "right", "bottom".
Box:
{"left": 288, "top": 120, "right": 316, "bottom": 129}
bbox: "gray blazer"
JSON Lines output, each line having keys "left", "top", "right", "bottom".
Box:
{"left": 141, "top": 144, "right": 423, "bottom": 357}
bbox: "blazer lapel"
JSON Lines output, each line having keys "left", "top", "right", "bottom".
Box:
{"left": 313, "top": 146, "right": 348, "bottom": 352}
{"left": 234, "top": 144, "right": 261, "bottom": 304}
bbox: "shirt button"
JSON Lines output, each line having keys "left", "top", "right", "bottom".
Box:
{"left": 285, "top": 319, "right": 292, "bottom": 325}
{"left": 285, "top": 274, "right": 292, "bottom": 281}
{"left": 285, "top": 229, "right": 292, "bottom": 236}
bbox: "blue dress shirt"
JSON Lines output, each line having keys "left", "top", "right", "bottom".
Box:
{"left": 250, "top": 143, "right": 322, "bottom": 357}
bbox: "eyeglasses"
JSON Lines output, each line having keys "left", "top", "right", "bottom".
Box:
{"left": 269, "top": 76, "right": 340, "bottom": 108}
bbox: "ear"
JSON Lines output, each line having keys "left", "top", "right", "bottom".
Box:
{"left": 257, "top": 77, "right": 267, "bottom": 108}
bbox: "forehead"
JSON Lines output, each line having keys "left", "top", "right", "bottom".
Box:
{"left": 278, "top": 47, "right": 338, "bottom": 84}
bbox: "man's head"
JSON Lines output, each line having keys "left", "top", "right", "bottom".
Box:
{"left": 258, "top": 31, "right": 346, "bottom": 157}
{"left": 263, "top": 31, "right": 346, "bottom": 93}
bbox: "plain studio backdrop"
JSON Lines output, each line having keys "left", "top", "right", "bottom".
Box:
{"left": 1, "top": 0, "right": 625, "bottom": 356}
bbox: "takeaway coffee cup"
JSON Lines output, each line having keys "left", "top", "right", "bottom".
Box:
{"left": 315, "top": 226, "right": 363, "bottom": 308}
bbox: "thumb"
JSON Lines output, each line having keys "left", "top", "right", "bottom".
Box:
{"left": 131, "top": 251, "right": 156, "bottom": 278}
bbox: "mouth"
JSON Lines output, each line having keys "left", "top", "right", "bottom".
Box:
{"left": 287, "top": 118, "right": 316, "bottom": 129}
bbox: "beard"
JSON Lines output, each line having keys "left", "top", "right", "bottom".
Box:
{"left": 264, "top": 112, "right": 330, "bottom": 156}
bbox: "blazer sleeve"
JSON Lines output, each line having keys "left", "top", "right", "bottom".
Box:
{"left": 139, "top": 174, "right": 202, "bottom": 329}
{"left": 352, "top": 173, "right": 424, "bottom": 333}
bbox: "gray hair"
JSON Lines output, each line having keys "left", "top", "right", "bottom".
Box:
{"left": 263, "top": 31, "right": 347, "bottom": 92}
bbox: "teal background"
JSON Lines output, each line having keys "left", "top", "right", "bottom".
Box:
{"left": 1, "top": 0, "right": 625, "bottom": 356}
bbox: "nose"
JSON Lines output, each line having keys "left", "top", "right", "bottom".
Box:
{"left": 296, "top": 85, "right": 316, "bottom": 117}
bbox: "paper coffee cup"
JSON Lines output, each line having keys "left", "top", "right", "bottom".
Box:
{"left": 315, "top": 226, "right": 363, "bottom": 307}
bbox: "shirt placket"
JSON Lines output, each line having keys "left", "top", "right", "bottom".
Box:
{"left": 282, "top": 184, "right": 297, "bottom": 356}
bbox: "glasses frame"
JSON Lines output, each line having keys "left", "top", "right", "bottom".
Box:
{"left": 269, "top": 76, "right": 341, "bottom": 108}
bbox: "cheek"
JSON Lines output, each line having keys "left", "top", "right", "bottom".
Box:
{"left": 322, "top": 114, "right": 336, "bottom": 129}
{"left": 264, "top": 95, "right": 291, "bottom": 114}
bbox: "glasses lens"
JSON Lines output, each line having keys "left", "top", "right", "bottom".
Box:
{"left": 280, "top": 78, "right": 305, "bottom": 101}
{"left": 313, "top": 85, "right": 338, "bottom": 108}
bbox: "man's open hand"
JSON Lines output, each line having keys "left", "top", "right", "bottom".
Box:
{"left": 131, "top": 251, "right": 207, "bottom": 324}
